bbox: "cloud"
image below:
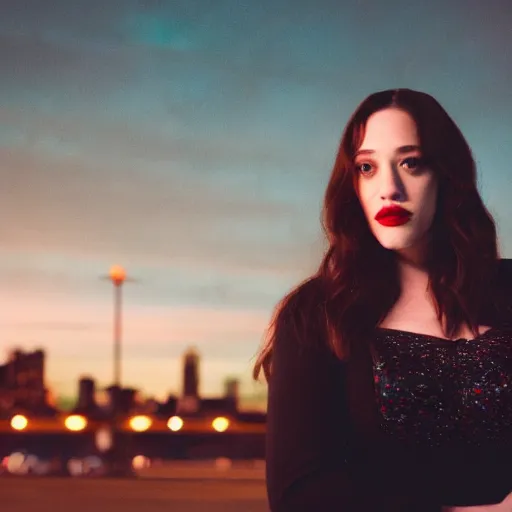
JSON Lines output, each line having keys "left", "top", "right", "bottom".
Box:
{"left": 4, "top": 321, "right": 99, "bottom": 332}
{"left": 0, "top": 106, "right": 334, "bottom": 179}
{"left": 0, "top": 295, "right": 271, "bottom": 352}
{"left": 0, "top": 245, "right": 301, "bottom": 307}
{"left": 0, "top": 145, "right": 325, "bottom": 280}
{"left": 3, "top": 0, "right": 512, "bottom": 401}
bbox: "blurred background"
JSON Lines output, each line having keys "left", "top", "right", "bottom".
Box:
{"left": 1, "top": 0, "right": 511, "bottom": 510}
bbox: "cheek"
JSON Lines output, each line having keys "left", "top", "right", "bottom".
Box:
{"left": 418, "top": 180, "right": 438, "bottom": 225}
{"left": 356, "top": 181, "right": 374, "bottom": 216}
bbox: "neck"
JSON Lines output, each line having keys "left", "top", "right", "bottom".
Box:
{"left": 396, "top": 239, "right": 430, "bottom": 267}
{"left": 397, "top": 257, "right": 430, "bottom": 293}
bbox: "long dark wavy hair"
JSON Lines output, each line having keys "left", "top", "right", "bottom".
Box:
{"left": 254, "top": 88, "right": 498, "bottom": 381}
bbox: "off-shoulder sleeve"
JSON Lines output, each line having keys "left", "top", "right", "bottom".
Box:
{"left": 265, "top": 317, "right": 362, "bottom": 511}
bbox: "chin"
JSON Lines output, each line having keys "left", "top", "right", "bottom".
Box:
{"left": 370, "top": 221, "right": 432, "bottom": 259}
{"left": 379, "top": 241, "right": 410, "bottom": 251}
{"left": 374, "top": 235, "right": 429, "bottom": 263}
{"left": 373, "top": 234, "right": 417, "bottom": 252}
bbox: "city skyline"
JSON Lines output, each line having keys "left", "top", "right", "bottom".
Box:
{"left": 2, "top": 2, "right": 512, "bottom": 403}
{"left": 0, "top": 344, "right": 263, "bottom": 415}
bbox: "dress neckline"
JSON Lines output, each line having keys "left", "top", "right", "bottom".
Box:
{"left": 375, "top": 326, "right": 498, "bottom": 343}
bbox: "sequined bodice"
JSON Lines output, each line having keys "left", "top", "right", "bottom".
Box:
{"left": 372, "top": 327, "right": 512, "bottom": 448}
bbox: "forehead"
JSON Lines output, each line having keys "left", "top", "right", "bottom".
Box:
{"left": 358, "top": 108, "right": 419, "bottom": 151}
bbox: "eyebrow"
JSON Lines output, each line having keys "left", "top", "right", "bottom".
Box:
{"left": 354, "top": 145, "right": 421, "bottom": 158}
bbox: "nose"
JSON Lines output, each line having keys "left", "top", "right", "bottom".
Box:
{"left": 379, "top": 164, "right": 405, "bottom": 202}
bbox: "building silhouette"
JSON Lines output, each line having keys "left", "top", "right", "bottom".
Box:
{"left": 101, "top": 384, "right": 138, "bottom": 414}
{"left": 183, "top": 348, "right": 200, "bottom": 398}
{"left": 224, "top": 377, "right": 239, "bottom": 400}
{"left": 72, "top": 376, "right": 107, "bottom": 418}
{"left": 158, "top": 394, "right": 178, "bottom": 417}
{"left": 0, "top": 348, "right": 54, "bottom": 416}
{"left": 76, "top": 377, "right": 97, "bottom": 411}
{"left": 0, "top": 344, "right": 265, "bottom": 423}
{"left": 177, "top": 348, "right": 200, "bottom": 414}
{"left": 223, "top": 377, "right": 240, "bottom": 412}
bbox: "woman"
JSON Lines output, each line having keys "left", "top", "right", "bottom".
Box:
{"left": 254, "top": 89, "right": 512, "bottom": 511}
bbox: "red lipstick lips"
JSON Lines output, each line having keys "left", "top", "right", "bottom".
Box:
{"left": 375, "top": 205, "right": 412, "bottom": 227}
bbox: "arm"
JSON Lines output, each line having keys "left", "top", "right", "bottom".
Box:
{"left": 265, "top": 317, "right": 363, "bottom": 512}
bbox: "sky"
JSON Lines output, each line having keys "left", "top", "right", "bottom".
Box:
{"left": 1, "top": 0, "right": 512, "bottom": 404}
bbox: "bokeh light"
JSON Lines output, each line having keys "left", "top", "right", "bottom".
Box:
{"left": 129, "top": 415, "right": 152, "bottom": 432}
{"left": 64, "top": 414, "right": 87, "bottom": 432}
{"left": 10, "top": 414, "right": 28, "bottom": 431}
{"left": 6, "top": 452, "right": 26, "bottom": 474}
{"left": 83, "top": 456, "right": 104, "bottom": 476}
{"left": 212, "top": 416, "right": 230, "bottom": 432}
{"left": 109, "top": 264, "right": 126, "bottom": 285}
{"left": 132, "top": 455, "right": 151, "bottom": 470}
{"left": 215, "top": 457, "right": 232, "bottom": 471}
{"left": 95, "top": 427, "right": 113, "bottom": 452}
{"left": 67, "top": 458, "right": 84, "bottom": 477}
{"left": 167, "top": 416, "right": 184, "bottom": 432}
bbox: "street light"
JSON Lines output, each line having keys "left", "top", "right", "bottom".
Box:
{"left": 212, "top": 416, "right": 230, "bottom": 433}
{"left": 65, "top": 414, "right": 87, "bottom": 432}
{"left": 167, "top": 416, "right": 184, "bottom": 432}
{"left": 101, "top": 265, "right": 134, "bottom": 476}
{"left": 10, "top": 415, "right": 28, "bottom": 431}
{"left": 129, "top": 415, "right": 152, "bottom": 432}
{"left": 109, "top": 264, "right": 126, "bottom": 388}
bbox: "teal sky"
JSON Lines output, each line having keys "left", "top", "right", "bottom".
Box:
{"left": 1, "top": 0, "right": 511, "bottom": 402}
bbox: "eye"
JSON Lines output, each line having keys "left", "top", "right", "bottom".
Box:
{"left": 355, "top": 162, "right": 374, "bottom": 176}
{"left": 401, "top": 156, "right": 423, "bottom": 171}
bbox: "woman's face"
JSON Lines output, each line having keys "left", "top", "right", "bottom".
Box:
{"left": 355, "top": 108, "right": 438, "bottom": 260}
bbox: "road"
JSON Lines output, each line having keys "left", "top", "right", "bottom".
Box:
{"left": 0, "top": 477, "right": 269, "bottom": 512}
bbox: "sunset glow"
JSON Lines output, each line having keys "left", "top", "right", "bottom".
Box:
{"left": 1, "top": 2, "right": 511, "bottom": 410}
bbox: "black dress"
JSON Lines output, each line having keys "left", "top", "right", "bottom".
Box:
{"left": 372, "top": 327, "right": 512, "bottom": 507}
{"left": 265, "top": 260, "right": 512, "bottom": 512}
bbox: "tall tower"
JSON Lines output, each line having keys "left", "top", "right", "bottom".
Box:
{"left": 77, "top": 377, "right": 97, "bottom": 411}
{"left": 177, "top": 348, "right": 201, "bottom": 415}
{"left": 224, "top": 377, "right": 240, "bottom": 414}
{"left": 224, "top": 377, "right": 240, "bottom": 401}
{"left": 183, "top": 348, "right": 200, "bottom": 398}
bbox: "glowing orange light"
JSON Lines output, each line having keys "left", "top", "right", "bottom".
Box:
{"left": 10, "top": 415, "right": 28, "bottom": 431}
{"left": 64, "top": 415, "right": 87, "bottom": 432}
{"left": 95, "top": 427, "right": 113, "bottom": 452}
{"left": 212, "top": 417, "right": 230, "bottom": 432}
{"left": 132, "top": 455, "right": 151, "bottom": 470}
{"left": 109, "top": 265, "right": 126, "bottom": 285}
{"left": 167, "top": 416, "right": 184, "bottom": 432}
{"left": 129, "top": 415, "right": 152, "bottom": 432}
